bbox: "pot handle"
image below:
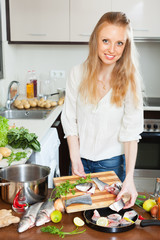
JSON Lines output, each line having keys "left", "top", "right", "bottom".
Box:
{"left": 0, "top": 182, "right": 11, "bottom": 186}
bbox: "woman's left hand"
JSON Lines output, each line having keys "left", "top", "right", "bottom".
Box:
{"left": 115, "top": 176, "right": 138, "bottom": 209}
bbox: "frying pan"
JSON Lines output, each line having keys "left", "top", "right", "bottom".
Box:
{"left": 83, "top": 207, "right": 138, "bottom": 233}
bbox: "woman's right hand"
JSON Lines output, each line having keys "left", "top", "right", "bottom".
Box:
{"left": 71, "top": 159, "right": 86, "bottom": 177}
{"left": 67, "top": 136, "right": 85, "bottom": 177}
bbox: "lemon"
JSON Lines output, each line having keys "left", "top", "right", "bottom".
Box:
{"left": 96, "top": 217, "right": 108, "bottom": 227}
{"left": 143, "top": 199, "right": 156, "bottom": 212}
{"left": 124, "top": 217, "right": 134, "bottom": 223}
{"left": 50, "top": 210, "right": 62, "bottom": 223}
{"left": 73, "top": 217, "right": 85, "bottom": 227}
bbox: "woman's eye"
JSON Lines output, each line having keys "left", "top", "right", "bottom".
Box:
{"left": 117, "top": 41, "right": 123, "bottom": 46}
{"left": 102, "top": 39, "right": 108, "bottom": 43}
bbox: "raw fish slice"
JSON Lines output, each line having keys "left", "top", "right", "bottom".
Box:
{"left": 76, "top": 182, "right": 93, "bottom": 192}
{"left": 107, "top": 219, "right": 120, "bottom": 228}
{"left": 107, "top": 213, "right": 122, "bottom": 221}
{"left": 105, "top": 182, "right": 122, "bottom": 195}
{"left": 87, "top": 183, "right": 96, "bottom": 195}
{"left": 120, "top": 218, "right": 132, "bottom": 226}
{"left": 91, "top": 177, "right": 109, "bottom": 191}
{"left": 123, "top": 210, "right": 137, "bottom": 220}
{"left": 91, "top": 209, "right": 101, "bottom": 222}
{"left": 65, "top": 194, "right": 92, "bottom": 207}
{"left": 109, "top": 199, "right": 125, "bottom": 212}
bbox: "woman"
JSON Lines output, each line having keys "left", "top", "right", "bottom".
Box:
{"left": 61, "top": 12, "right": 143, "bottom": 208}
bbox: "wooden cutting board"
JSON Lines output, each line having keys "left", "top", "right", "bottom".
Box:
{"left": 53, "top": 171, "right": 124, "bottom": 213}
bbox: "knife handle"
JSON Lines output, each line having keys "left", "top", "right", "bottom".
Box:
{"left": 140, "top": 219, "right": 160, "bottom": 227}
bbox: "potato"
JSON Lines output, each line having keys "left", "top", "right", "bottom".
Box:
{"left": 39, "top": 101, "right": 46, "bottom": 107}
{"left": 29, "top": 101, "right": 37, "bottom": 107}
{"left": 0, "top": 147, "right": 12, "bottom": 157}
{"left": 44, "top": 103, "right": 51, "bottom": 108}
{"left": 51, "top": 101, "right": 57, "bottom": 107}
{"left": 16, "top": 103, "right": 24, "bottom": 109}
{"left": 24, "top": 103, "right": 30, "bottom": 109}
{"left": 14, "top": 99, "right": 21, "bottom": 107}
{"left": 39, "top": 98, "right": 45, "bottom": 102}
{"left": 34, "top": 98, "right": 38, "bottom": 103}
{"left": 21, "top": 99, "right": 29, "bottom": 104}
{"left": 0, "top": 153, "right": 3, "bottom": 161}
{"left": 58, "top": 98, "right": 64, "bottom": 105}
{"left": 45, "top": 100, "right": 51, "bottom": 104}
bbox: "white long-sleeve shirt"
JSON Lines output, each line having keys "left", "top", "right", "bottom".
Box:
{"left": 61, "top": 64, "right": 144, "bottom": 161}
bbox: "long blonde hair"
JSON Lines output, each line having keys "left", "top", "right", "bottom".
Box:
{"left": 79, "top": 12, "right": 141, "bottom": 107}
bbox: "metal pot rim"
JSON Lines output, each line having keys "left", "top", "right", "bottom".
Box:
{"left": 0, "top": 163, "right": 50, "bottom": 183}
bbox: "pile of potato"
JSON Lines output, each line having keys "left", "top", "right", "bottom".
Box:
{"left": 14, "top": 97, "right": 64, "bottom": 110}
{"left": 0, "top": 147, "right": 12, "bottom": 161}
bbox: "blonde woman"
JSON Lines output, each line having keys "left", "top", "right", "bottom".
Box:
{"left": 61, "top": 12, "right": 143, "bottom": 208}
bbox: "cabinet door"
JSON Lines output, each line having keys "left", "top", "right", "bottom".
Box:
{"left": 112, "top": 0, "right": 160, "bottom": 38}
{"left": 9, "top": 0, "right": 69, "bottom": 42}
{"left": 70, "top": 0, "right": 112, "bottom": 42}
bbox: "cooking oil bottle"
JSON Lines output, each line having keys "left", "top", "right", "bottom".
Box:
{"left": 26, "top": 70, "right": 34, "bottom": 98}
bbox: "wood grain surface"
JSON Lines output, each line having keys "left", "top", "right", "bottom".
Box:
{"left": 53, "top": 171, "right": 123, "bottom": 213}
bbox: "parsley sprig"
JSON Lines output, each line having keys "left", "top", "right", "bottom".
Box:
{"left": 6, "top": 151, "right": 28, "bottom": 166}
{"left": 50, "top": 175, "right": 91, "bottom": 200}
{"left": 41, "top": 225, "right": 86, "bottom": 238}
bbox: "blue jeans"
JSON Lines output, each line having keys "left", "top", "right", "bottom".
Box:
{"left": 81, "top": 155, "right": 126, "bottom": 182}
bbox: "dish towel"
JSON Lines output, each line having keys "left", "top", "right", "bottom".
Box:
{"left": 29, "top": 128, "right": 60, "bottom": 188}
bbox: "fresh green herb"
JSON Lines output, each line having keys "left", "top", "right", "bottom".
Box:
{"left": 6, "top": 151, "right": 28, "bottom": 166}
{"left": 137, "top": 195, "right": 146, "bottom": 199}
{"left": 135, "top": 198, "right": 144, "bottom": 208}
{"left": 0, "top": 116, "right": 9, "bottom": 147}
{"left": 7, "top": 127, "right": 41, "bottom": 152}
{"left": 50, "top": 175, "right": 92, "bottom": 200}
{"left": 41, "top": 225, "right": 86, "bottom": 238}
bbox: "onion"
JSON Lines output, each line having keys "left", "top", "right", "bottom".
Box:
{"left": 54, "top": 198, "right": 65, "bottom": 213}
{"left": 150, "top": 205, "right": 158, "bottom": 218}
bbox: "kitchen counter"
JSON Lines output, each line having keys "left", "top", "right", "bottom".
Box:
{"left": 8, "top": 105, "right": 63, "bottom": 141}
{"left": 0, "top": 191, "right": 160, "bottom": 240}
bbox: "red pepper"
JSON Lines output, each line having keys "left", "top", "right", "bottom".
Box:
{"left": 13, "top": 189, "right": 27, "bottom": 209}
{"left": 138, "top": 215, "right": 145, "bottom": 220}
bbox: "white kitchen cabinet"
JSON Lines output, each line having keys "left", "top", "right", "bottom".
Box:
{"left": 8, "top": 0, "right": 69, "bottom": 42}
{"left": 70, "top": 0, "right": 112, "bottom": 42}
{"left": 112, "top": 0, "right": 160, "bottom": 38}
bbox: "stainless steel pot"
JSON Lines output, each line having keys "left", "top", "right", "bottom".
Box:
{"left": 0, "top": 164, "right": 50, "bottom": 204}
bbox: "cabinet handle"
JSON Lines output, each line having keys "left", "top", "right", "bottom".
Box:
{"left": 79, "top": 33, "right": 91, "bottom": 37}
{"left": 133, "top": 29, "right": 149, "bottom": 32}
{"left": 28, "top": 33, "right": 47, "bottom": 36}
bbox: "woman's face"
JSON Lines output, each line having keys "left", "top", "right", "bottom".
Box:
{"left": 97, "top": 23, "right": 128, "bottom": 66}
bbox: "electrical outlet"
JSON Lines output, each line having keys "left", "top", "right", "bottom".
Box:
{"left": 50, "top": 70, "right": 65, "bottom": 78}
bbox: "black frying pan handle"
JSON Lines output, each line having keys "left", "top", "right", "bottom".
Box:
{"left": 140, "top": 219, "right": 160, "bottom": 227}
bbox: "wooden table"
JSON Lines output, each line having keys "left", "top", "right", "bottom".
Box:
{"left": 0, "top": 191, "right": 159, "bottom": 240}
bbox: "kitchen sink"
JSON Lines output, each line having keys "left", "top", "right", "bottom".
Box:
{"left": 0, "top": 109, "right": 51, "bottom": 119}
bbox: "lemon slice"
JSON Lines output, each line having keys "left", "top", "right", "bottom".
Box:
{"left": 124, "top": 217, "right": 134, "bottom": 223}
{"left": 96, "top": 217, "right": 108, "bottom": 227}
{"left": 73, "top": 217, "right": 85, "bottom": 227}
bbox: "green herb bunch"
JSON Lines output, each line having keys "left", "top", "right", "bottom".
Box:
{"left": 41, "top": 225, "right": 86, "bottom": 238}
{"left": 7, "top": 127, "right": 41, "bottom": 152}
{"left": 6, "top": 151, "right": 28, "bottom": 166}
{"left": 50, "top": 175, "right": 92, "bottom": 200}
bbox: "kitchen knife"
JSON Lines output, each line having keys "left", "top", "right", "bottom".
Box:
{"left": 140, "top": 219, "right": 160, "bottom": 227}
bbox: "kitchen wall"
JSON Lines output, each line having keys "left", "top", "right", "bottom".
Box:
{"left": 0, "top": 0, "right": 160, "bottom": 107}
